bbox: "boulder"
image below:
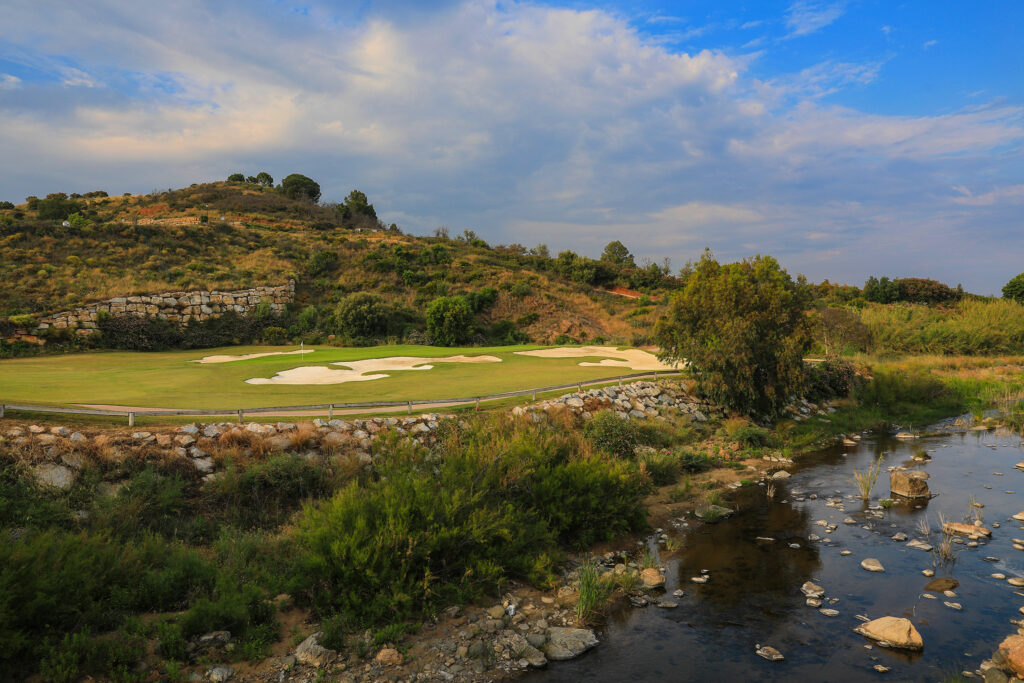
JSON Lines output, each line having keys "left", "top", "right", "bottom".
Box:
{"left": 374, "top": 647, "right": 403, "bottom": 666}
{"left": 854, "top": 617, "right": 923, "bottom": 651}
{"left": 207, "top": 665, "right": 234, "bottom": 682}
{"left": 801, "top": 581, "right": 825, "bottom": 599}
{"left": 544, "top": 627, "right": 598, "bottom": 661}
{"left": 890, "top": 470, "right": 930, "bottom": 499}
{"left": 861, "top": 558, "right": 885, "bottom": 573}
{"left": 640, "top": 568, "right": 665, "bottom": 588}
{"left": 943, "top": 522, "right": 991, "bottom": 540}
{"left": 294, "top": 633, "right": 337, "bottom": 668}
{"left": 999, "top": 634, "right": 1024, "bottom": 678}
{"left": 34, "top": 463, "right": 75, "bottom": 490}
{"left": 755, "top": 645, "right": 784, "bottom": 661}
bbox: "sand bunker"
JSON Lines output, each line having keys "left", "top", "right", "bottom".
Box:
{"left": 514, "top": 346, "right": 678, "bottom": 371}
{"left": 196, "top": 350, "right": 314, "bottom": 364}
{"left": 245, "top": 354, "right": 501, "bottom": 385}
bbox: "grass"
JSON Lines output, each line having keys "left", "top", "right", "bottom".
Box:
{"left": 851, "top": 456, "right": 883, "bottom": 501}
{"left": 861, "top": 299, "right": 1024, "bottom": 356}
{"left": 0, "top": 343, "right": 675, "bottom": 410}
{"left": 576, "top": 561, "right": 616, "bottom": 624}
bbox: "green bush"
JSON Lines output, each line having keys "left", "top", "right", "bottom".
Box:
{"left": 1004, "top": 272, "right": 1024, "bottom": 303}
{"left": 637, "top": 449, "right": 680, "bottom": 486}
{"left": 678, "top": 449, "right": 713, "bottom": 473}
{"left": 335, "top": 293, "right": 390, "bottom": 341}
{"left": 91, "top": 467, "right": 191, "bottom": 540}
{"left": 425, "top": 296, "right": 473, "bottom": 346}
{"left": 203, "top": 455, "right": 329, "bottom": 528}
{"left": 730, "top": 424, "right": 770, "bottom": 448}
{"left": 584, "top": 411, "right": 641, "bottom": 457}
{"left": 179, "top": 583, "right": 276, "bottom": 640}
{"left": 804, "top": 359, "right": 861, "bottom": 400}
{"left": 261, "top": 326, "right": 288, "bottom": 344}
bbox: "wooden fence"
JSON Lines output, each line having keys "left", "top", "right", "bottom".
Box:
{"left": 0, "top": 371, "right": 683, "bottom": 426}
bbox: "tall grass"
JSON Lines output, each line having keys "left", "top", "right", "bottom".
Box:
{"left": 575, "top": 561, "right": 615, "bottom": 624}
{"left": 861, "top": 299, "right": 1024, "bottom": 356}
{"left": 851, "top": 457, "right": 882, "bottom": 501}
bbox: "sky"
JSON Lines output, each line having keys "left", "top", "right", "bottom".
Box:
{"left": 0, "top": 1, "right": 1021, "bottom": 293}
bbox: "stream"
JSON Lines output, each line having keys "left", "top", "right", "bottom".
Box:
{"left": 530, "top": 420, "right": 1024, "bottom": 681}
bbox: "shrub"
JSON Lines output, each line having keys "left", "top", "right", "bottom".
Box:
{"left": 584, "top": 411, "right": 641, "bottom": 457}
{"left": 425, "top": 296, "right": 473, "bottom": 346}
{"left": 261, "top": 326, "right": 288, "bottom": 344}
{"left": 655, "top": 251, "right": 812, "bottom": 419}
{"left": 280, "top": 173, "right": 321, "bottom": 203}
{"left": 804, "top": 359, "right": 861, "bottom": 400}
{"left": 91, "top": 467, "right": 192, "bottom": 540}
{"left": 179, "top": 583, "right": 276, "bottom": 640}
{"left": 335, "top": 293, "right": 389, "bottom": 341}
{"left": 678, "top": 449, "right": 713, "bottom": 473}
{"left": 203, "top": 455, "right": 329, "bottom": 528}
{"left": 638, "top": 449, "right": 681, "bottom": 486}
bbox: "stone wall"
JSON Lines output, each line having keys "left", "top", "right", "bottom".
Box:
{"left": 35, "top": 281, "right": 294, "bottom": 335}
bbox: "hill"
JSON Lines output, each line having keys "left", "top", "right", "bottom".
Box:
{"left": 0, "top": 181, "right": 680, "bottom": 351}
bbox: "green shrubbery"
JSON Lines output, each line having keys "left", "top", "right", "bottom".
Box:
{"left": 298, "top": 420, "right": 647, "bottom": 629}
{"left": 203, "top": 455, "right": 330, "bottom": 528}
{"left": 804, "top": 359, "right": 862, "bottom": 400}
{"left": 861, "top": 299, "right": 1024, "bottom": 355}
{"left": 584, "top": 411, "right": 642, "bottom": 457}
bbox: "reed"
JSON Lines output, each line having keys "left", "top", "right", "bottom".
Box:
{"left": 851, "top": 456, "right": 882, "bottom": 501}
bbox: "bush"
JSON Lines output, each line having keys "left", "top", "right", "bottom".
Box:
{"left": 179, "top": 583, "right": 275, "bottom": 640}
{"left": 804, "top": 359, "right": 861, "bottom": 400}
{"left": 203, "top": 455, "right": 330, "bottom": 528}
{"left": 335, "top": 293, "right": 389, "bottom": 341}
{"left": 261, "top": 326, "right": 288, "bottom": 344}
{"left": 425, "top": 296, "right": 473, "bottom": 346}
{"left": 1004, "top": 272, "right": 1024, "bottom": 303}
{"left": 280, "top": 173, "right": 321, "bottom": 203}
{"left": 584, "top": 411, "right": 641, "bottom": 457}
{"left": 655, "top": 251, "right": 812, "bottom": 418}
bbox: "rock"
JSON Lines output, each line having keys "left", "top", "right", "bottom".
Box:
{"left": 925, "top": 577, "right": 959, "bottom": 592}
{"left": 69, "top": 432, "right": 86, "bottom": 443}
{"left": 61, "top": 452, "right": 85, "bottom": 470}
{"left": 820, "top": 608, "right": 840, "bottom": 617}
{"left": 840, "top": 550, "right": 852, "bottom": 556}
{"left": 890, "top": 470, "right": 930, "bottom": 499}
{"left": 907, "top": 539, "right": 933, "bottom": 551}
{"left": 544, "top": 627, "right": 598, "bottom": 661}
{"left": 203, "top": 425, "right": 223, "bottom": 438}
{"left": 175, "top": 434, "right": 197, "bottom": 447}
{"left": 755, "top": 645, "right": 784, "bottom": 661}
{"left": 892, "top": 532, "right": 908, "bottom": 542}
{"left": 801, "top": 581, "right": 825, "bottom": 598}
{"left": 1012, "top": 511, "right": 1024, "bottom": 523}
{"left": 487, "top": 605, "right": 506, "bottom": 619}
{"left": 294, "top": 632, "right": 337, "bottom": 668}
{"left": 207, "top": 665, "right": 234, "bottom": 682}
{"left": 640, "top": 568, "right": 665, "bottom": 588}
{"left": 943, "top": 521, "right": 992, "bottom": 540}
{"left": 771, "top": 470, "right": 791, "bottom": 480}
{"left": 156, "top": 433, "right": 172, "bottom": 447}
{"left": 943, "top": 601, "right": 962, "bottom": 610}
{"left": 1008, "top": 577, "right": 1024, "bottom": 587}
{"left": 985, "top": 667, "right": 1009, "bottom": 683}
{"left": 34, "top": 463, "right": 75, "bottom": 490}
{"left": 526, "top": 633, "right": 547, "bottom": 649}
{"left": 375, "top": 647, "right": 403, "bottom": 666}
{"left": 520, "top": 644, "right": 547, "bottom": 668}
{"left": 1000, "top": 634, "right": 1024, "bottom": 677}
{"left": 894, "top": 432, "right": 917, "bottom": 440}
{"left": 922, "top": 569, "right": 935, "bottom": 577}
{"left": 467, "top": 641, "right": 487, "bottom": 659}
{"left": 854, "top": 617, "right": 924, "bottom": 651}
{"left": 193, "top": 457, "right": 215, "bottom": 474}
{"left": 199, "top": 631, "right": 232, "bottom": 646}
{"left": 861, "top": 558, "right": 885, "bottom": 573}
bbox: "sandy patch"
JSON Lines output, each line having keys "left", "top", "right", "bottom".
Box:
{"left": 245, "top": 354, "right": 501, "bottom": 385}
{"left": 514, "top": 346, "right": 678, "bottom": 371}
{"left": 196, "top": 350, "right": 314, "bottom": 364}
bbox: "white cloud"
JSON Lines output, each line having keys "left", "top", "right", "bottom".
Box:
{"left": 923, "top": 39, "right": 939, "bottom": 49}
{"left": 951, "top": 184, "right": 1024, "bottom": 206}
{"left": 785, "top": 1, "right": 846, "bottom": 37}
{"left": 0, "top": 73, "right": 20, "bottom": 89}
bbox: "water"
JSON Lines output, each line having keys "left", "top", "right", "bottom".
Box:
{"left": 530, "top": 424, "right": 1024, "bottom": 682}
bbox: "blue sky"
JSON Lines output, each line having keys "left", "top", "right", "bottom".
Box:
{"left": 1, "top": 1, "right": 1021, "bottom": 293}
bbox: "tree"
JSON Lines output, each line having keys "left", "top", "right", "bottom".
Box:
{"left": 335, "top": 293, "right": 390, "bottom": 340}
{"left": 426, "top": 296, "right": 473, "bottom": 346}
{"left": 280, "top": 173, "right": 321, "bottom": 203}
{"left": 654, "top": 251, "right": 812, "bottom": 419}
{"left": 0, "top": 201, "right": 14, "bottom": 210}
{"left": 227, "top": 173, "right": 245, "bottom": 182}
{"left": 1004, "top": 273, "right": 1024, "bottom": 304}
{"left": 600, "top": 240, "right": 635, "bottom": 269}
{"left": 255, "top": 171, "right": 274, "bottom": 187}
{"left": 814, "top": 306, "right": 871, "bottom": 358}
{"left": 344, "top": 189, "right": 376, "bottom": 219}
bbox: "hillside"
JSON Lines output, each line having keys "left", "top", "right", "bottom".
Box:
{"left": 0, "top": 181, "right": 680, "bottom": 348}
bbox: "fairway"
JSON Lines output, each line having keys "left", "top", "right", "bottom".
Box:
{"left": 0, "top": 344, "right": 674, "bottom": 410}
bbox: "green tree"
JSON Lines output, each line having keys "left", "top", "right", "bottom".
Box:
{"left": 600, "top": 240, "right": 635, "bottom": 269}
{"left": 280, "top": 174, "right": 321, "bottom": 203}
{"left": 0, "top": 201, "right": 14, "bottom": 210}
{"left": 426, "top": 296, "right": 473, "bottom": 346}
{"left": 654, "top": 251, "right": 812, "bottom": 418}
{"left": 343, "top": 189, "right": 376, "bottom": 219}
{"left": 255, "top": 171, "right": 274, "bottom": 187}
{"left": 335, "top": 293, "right": 389, "bottom": 340}
{"left": 227, "top": 173, "right": 245, "bottom": 182}
{"left": 1004, "top": 272, "right": 1024, "bottom": 303}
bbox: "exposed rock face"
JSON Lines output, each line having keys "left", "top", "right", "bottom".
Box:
{"left": 854, "top": 617, "right": 924, "bottom": 651}
{"left": 890, "top": 470, "right": 930, "bottom": 499}
{"left": 374, "top": 648, "right": 403, "bottom": 666}
{"left": 33, "top": 463, "right": 75, "bottom": 490}
{"left": 544, "top": 628, "right": 598, "bottom": 661}
{"left": 999, "top": 634, "right": 1024, "bottom": 677}
{"left": 294, "top": 633, "right": 337, "bottom": 668}
{"left": 34, "top": 281, "right": 294, "bottom": 336}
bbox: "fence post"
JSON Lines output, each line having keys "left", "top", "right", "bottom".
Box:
{"left": 0, "top": 404, "right": 4, "bottom": 419}
{"left": 577, "top": 382, "right": 582, "bottom": 393}
{"left": 128, "top": 412, "right": 135, "bottom": 427}
{"left": 407, "top": 401, "right": 412, "bottom": 414}
{"left": 532, "top": 390, "right": 537, "bottom": 401}
{"left": 475, "top": 397, "right": 480, "bottom": 411}
{"left": 237, "top": 409, "right": 243, "bottom": 424}
{"left": 619, "top": 377, "right": 623, "bottom": 386}
{"left": 328, "top": 404, "right": 334, "bottom": 420}
{"left": 654, "top": 371, "right": 659, "bottom": 381}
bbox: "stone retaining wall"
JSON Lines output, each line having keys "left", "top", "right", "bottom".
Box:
{"left": 35, "top": 281, "right": 294, "bottom": 335}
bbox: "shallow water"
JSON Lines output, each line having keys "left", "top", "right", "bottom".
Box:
{"left": 530, "top": 423, "right": 1024, "bottom": 682}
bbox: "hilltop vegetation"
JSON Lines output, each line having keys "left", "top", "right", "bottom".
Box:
{"left": 0, "top": 180, "right": 678, "bottom": 351}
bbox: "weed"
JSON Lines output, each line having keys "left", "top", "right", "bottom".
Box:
{"left": 851, "top": 456, "right": 883, "bottom": 501}
{"left": 765, "top": 482, "right": 777, "bottom": 500}
{"left": 575, "top": 561, "right": 615, "bottom": 624}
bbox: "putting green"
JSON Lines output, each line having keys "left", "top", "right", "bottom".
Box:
{"left": 0, "top": 344, "right": 672, "bottom": 410}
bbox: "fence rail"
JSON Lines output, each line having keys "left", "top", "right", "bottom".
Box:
{"left": 0, "top": 370, "right": 684, "bottom": 426}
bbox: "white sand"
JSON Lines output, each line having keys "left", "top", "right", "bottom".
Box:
{"left": 245, "top": 354, "right": 501, "bottom": 385}
{"left": 514, "top": 346, "right": 678, "bottom": 371}
{"left": 196, "top": 349, "right": 314, "bottom": 364}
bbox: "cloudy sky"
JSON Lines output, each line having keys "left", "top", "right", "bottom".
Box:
{"left": 1, "top": 1, "right": 1021, "bottom": 293}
